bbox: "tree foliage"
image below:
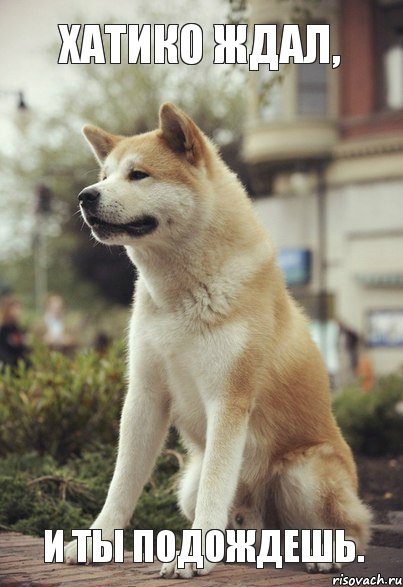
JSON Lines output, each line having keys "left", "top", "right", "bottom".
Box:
{"left": 1, "top": 0, "right": 247, "bottom": 309}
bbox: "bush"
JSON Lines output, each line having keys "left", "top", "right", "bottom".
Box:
{"left": 0, "top": 342, "right": 187, "bottom": 540}
{"left": 0, "top": 342, "right": 126, "bottom": 462}
{"left": 333, "top": 371, "right": 403, "bottom": 456}
{"left": 0, "top": 448, "right": 187, "bottom": 544}
{"left": 0, "top": 452, "right": 91, "bottom": 535}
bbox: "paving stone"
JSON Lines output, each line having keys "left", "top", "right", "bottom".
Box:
{"left": 0, "top": 532, "right": 402, "bottom": 586}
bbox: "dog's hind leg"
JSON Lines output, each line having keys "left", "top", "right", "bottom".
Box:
{"left": 274, "top": 443, "right": 372, "bottom": 574}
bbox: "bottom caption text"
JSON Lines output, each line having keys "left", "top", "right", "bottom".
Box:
{"left": 44, "top": 528, "right": 366, "bottom": 568}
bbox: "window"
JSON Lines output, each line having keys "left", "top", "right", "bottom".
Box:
{"left": 259, "top": 68, "right": 284, "bottom": 120}
{"left": 376, "top": 0, "right": 403, "bottom": 110}
{"left": 256, "top": 21, "right": 331, "bottom": 121}
{"left": 297, "top": 61, "right": 328, "bottom": 117}
{"left": 257, "top": 23, "right": 284, "bottom": 121}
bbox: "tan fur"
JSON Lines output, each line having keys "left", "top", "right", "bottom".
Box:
{"left": 65, "top": 104, "right": 371, "bottom": 577}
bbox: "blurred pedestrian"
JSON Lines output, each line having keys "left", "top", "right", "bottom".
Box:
{"left": 356, "top": 344, "right": 375, "bottom": 391}
{"left": 43, "top": 294, "right": 64, "bottom": 346}
{"left": 42, "top": 294, "right": 74, "bottom": 352}
{"left": 337, "top": 320, "right": 360, "bottom": 387}
{"left": 94, "top": 331, "right": 111, "bottom": 356}
{"left": 0, "top": 295, "right": 29, "bottom": 368}
{"left": 339, "top": 321, "right": 359, "bottom": 372}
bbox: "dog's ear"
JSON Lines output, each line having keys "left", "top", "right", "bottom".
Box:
{"left": 82, "top": 125, "right": 120, "bottom": 164}
{"left": 159, "top": 103, "right": 205, "bottom": 166}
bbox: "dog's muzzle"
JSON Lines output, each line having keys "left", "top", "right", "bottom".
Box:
{"left": 78, "top": 187, "right": 159, "bottom": 239}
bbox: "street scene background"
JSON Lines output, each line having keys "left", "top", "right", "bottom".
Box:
{"left": 0, "top": 0, "right": 402, "bottom": 559}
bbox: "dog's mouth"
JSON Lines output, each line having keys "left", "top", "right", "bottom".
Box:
{"left": 85, "top": 214, "right": 159, "bottom": 238}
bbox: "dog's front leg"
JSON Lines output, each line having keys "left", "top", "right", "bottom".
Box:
{"left": 161, "top": 398, "right": 249, "bottom": 579}
{"left": 65, "top": 350, "right": 170, "bottom": 564}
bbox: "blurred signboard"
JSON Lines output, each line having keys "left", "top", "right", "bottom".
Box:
{"left": 278, "top": 248, "right": 312, "bottom": 286}
{"left": 367, "top": 309, "right": 403, "bottom": 347}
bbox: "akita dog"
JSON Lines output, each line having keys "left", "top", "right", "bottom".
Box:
{"left": 64, "top": 103, "right": 371, "bottom": 577}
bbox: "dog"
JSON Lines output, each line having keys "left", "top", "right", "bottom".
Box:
{"left": 64, "top": 103, "right": 371, "bottom": 577}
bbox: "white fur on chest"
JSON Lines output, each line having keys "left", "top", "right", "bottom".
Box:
{"left": 131, "top": 298, "right": 248, "bottom": 448}
{"left": 126, "top": 238, "right": 271, "bottom": 448}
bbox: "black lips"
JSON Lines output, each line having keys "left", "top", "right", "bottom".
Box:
{"left": 86, "top": 214, "right": 158, "bottom": 237}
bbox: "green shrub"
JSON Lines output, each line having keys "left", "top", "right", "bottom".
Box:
{"left": 0, "top": 452, "right": 91, "bottom": 534}
{"left": 0, "top": 448, "right": 188, "bottom": 544}
{"left": 0, "top": 342, "right": 188, "bottom": 540}
{"left": 333, "top": 371, "right": 403, "bottom": 456}
{"left": 0, "top": 342, "right": 126, "bottom": 462}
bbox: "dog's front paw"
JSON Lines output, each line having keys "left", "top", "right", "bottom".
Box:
{"left": 64, "top": 533, "right": 99, "bottom": 565}
{"left": 64, "top": 538, "right": 92, "bottom": 565}
{"left": 306, "top": 561, "right": 342, "bottom": 573}
{"left": 160, "top": 555, "right": 216, "bottom": 579}
{"left": 160, "top": 558, "right": 195, "bottom": 579}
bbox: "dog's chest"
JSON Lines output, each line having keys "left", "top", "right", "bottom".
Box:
{"left": 144, "top": 308, "right": 248, "bottom": 443}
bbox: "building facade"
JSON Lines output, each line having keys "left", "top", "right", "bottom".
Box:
{"left": 243, "top": 0, "right": 403, "bottom": 379}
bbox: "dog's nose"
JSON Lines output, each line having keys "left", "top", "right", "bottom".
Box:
{"left": 78, "top": 187, "right": 100, "bottom": 208}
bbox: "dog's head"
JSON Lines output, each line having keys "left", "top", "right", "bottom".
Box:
{"left": 79, "top": 103, "right": 215, "bottom": 248}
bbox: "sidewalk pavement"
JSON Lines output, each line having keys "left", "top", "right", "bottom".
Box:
{"left": 0, "top": 532, "right": 401, "bottom": 587}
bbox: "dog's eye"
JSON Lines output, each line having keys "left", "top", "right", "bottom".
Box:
{"left": 128, "top": 170, "right": 149, "bottom": 181}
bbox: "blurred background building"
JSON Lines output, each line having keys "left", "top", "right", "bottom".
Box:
{"left": 1, "top": 0, "right": 402, "bottom": 383}
{"left": 244, "top": 0, "right": 403, "bottom": 379}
